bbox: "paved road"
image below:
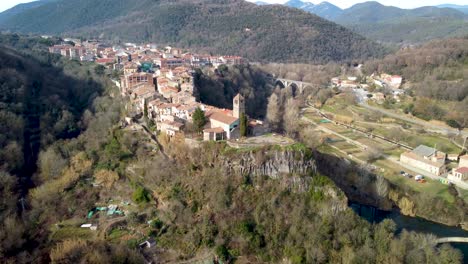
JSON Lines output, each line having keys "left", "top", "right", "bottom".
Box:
{"left": 360, "top": 103, "right": 468, "bottom": 138}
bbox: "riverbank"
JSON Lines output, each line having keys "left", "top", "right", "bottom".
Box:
{"left": 352, "top": 202, "right": 468, "bottom": 263}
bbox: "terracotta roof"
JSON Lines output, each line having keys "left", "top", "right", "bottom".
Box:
{"left": 162, "top": 120, "right": 183, "bottom": 128}
{"left": 132, "top": 85, "right": 155, "bottom": 96}
{"left": 148, "top": 99, "right": 165, "bottom": 106}
{"left": 207, "top": 111, "right": 238, "bottom": 125}
{"left": 96, "top": 58, "right": 114, "bottom": 64}
{"left": 455, "top": 167, "right": 468, "bottom": 174}
{"left": 203, "top": 127, "right": 225, "bottom": 133}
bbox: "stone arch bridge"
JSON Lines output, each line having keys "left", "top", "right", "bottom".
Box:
{"left": 275, "top": 78, "right": 314, "bottom": 95}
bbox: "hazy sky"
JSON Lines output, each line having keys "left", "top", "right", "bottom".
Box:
{"left": 0, "top": 1, "right": 34, "bottom": 12}
{"left": 0, "top": 0, "right": 467, "bottom": 12}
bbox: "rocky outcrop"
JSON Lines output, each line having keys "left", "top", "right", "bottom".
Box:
{"left": 222, "top": 150, "right": 316, "bottom": 179}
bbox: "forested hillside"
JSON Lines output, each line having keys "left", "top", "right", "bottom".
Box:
{"left": 0, "top": 0, "right": 58, "bottom": 24}
{"left": 0, "top": 34, "right": 133, "bottom": 262}
{"left": 0, "top": 34, "right": 104, "bottom": 187}
{"left": 0, "top": 0, "right": 386, "bottom": 63}
{"left": 363, "top": 37, "right": 468, "bottom": 127}
{"left": 336, "top": 3, "right": 468, "bottom": 43}
{"left": 286, "top": 0, "right": 468, "bottom": 43}
{"left": 194, "top": 64, "right": 274, "bottom": 119}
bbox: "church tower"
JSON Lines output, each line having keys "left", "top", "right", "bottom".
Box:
{"left": 233, "top": 93, "right": 245, "bottom": 118}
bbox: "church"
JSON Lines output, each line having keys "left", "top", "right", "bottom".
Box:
{"left": 203, "top": 93, "right": 245, "bottom": 141}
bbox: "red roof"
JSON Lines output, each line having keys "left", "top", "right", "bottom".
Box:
{"left": 203, "top": 127, "right": 225, "bottom": 133}
{"left": 207, "top": 112, "right": 238, "bottom": 125}
{"left": 455, "top": 167, "right": 468, "bottom": 174}
{"left": 96, "top": 58, "right": 114, "bottom": 64}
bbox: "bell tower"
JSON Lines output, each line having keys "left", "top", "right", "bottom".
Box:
{"left": 233, "top": 93, "right": 245, "bottom": 118}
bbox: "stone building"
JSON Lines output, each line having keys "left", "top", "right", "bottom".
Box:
{"left": 400, "top": 145, "right": 446, "bottom": 176}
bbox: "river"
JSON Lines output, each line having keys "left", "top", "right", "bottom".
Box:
{"left": 351, "top": 203, "right": 468, "bottom": 263}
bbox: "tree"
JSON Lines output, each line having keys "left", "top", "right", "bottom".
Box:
{"left": 144, "top": 101, "right": 149, "bottom": 126}
{"left": 192, "top": 107, "right": 206, "bottom": 133}
{"left": 317, "top": 89, "right": 333, "bottom": 104}
{"left": 266, "top": 93, "right": 281, "bottom": 131}
{"left": 365, "top": 147, "right": 383, "bottom": 162}
{"left": 94, "top": 170, "right": 119, "bottom": 189}
{"left": 284, "top": 98, "right": 300, "bottom": 137}
{"left": 299, "top": 127, "right": 322, "bottom": 149}
{"left": 446, "top": 119, "right": 461, "bottom": 129}
{"left": 375, "top": 175, "right": 389, "bottom": 199}
{"left": 240, "top": 112, "right": 248, "bottom": 137}
{"left": 133, "top": 186, "right": 151, "bottom": 204}
{"left": 94, "top": 64, "right": 106, "bottom": 76}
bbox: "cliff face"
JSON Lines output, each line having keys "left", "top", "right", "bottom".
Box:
{"left": 220, "top": 150, "right": 316, "bottom": 193}
{"left": 219, "top": 148, "right": 348, "bottom": 213}
{"left": 222, "top": 150, "right": 316, "bottom": 179}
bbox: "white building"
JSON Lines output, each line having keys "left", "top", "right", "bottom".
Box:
{"left": 400, "top": 145, "right": 446, "bottom": 176}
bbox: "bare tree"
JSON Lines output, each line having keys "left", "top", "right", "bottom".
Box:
{"left": 317, "top": 89, "right": 333, "bottom": 105}
{"left": 266, "top": 93, "right": 281, "bottom": 131}
{"left": 284, "top": 98, "right": 300, "bottom": 137}
{"left": 365, "top": 147, "right": 383, "bottom": 162}
{"left": 299, "top": 126, "right": 322, "bottom": 149}
{"left": 375, "top": 175, "right": 389, "bottom": 199}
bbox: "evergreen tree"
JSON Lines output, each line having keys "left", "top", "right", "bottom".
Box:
{"left": 192, "top": 107, "right": 206, "bottom": 133}
{"left": 240, "top": 113, "right": 248, "bottom": 137}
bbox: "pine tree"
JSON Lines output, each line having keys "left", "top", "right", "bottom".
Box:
{"left": 240, "top": 113, "right": 248, "bottom": 137}
{"left": 192, "top": 107, "right": 206, "bottom": 133}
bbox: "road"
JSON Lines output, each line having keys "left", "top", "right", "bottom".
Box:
{"left": 388, "top": 155, "right": 468, "bottom": 190}
{"left": 360, "top": 103, "right": 468, "bottom": 138}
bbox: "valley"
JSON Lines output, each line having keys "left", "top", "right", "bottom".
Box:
{"left": 0, "top": 0, "right": 467, "bottom": 263}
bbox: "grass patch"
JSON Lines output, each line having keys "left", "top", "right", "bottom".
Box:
{"left": 50, "top": 226, "right": 94, "bottom": 241}
{"left": 374, "top": 160, "right": 455, "bottom": 204}
{"left": 108, "top": 228, "right": 129, "bottom": 241}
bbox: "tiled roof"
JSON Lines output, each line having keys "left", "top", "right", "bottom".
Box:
{"left": 455, "top": 167, "right": 468, "bottom": 174}
{"left": 207, "top": 111, "right": 238, "bottom": 125}
{"left": 203, "top": 127, "right": 225, "bottom": 133}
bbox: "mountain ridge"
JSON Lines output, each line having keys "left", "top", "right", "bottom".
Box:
{"left": 282, "top": 0, "right": 468, "bottom": 43}
{"left": 0, "top": 0, "right": 386, "bottom": 63}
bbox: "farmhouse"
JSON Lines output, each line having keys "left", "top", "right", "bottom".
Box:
{"left": 400, "top": 145, "right": 446, "bottom": 176}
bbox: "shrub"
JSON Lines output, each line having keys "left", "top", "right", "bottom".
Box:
{"left": 132, "top": 186, "right": 151, "bottom": 204}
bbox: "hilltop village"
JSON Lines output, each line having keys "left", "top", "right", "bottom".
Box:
{"left": 49, "top": 39, "right": 266, "bottom": 142}
{"left": 49, "top": 39, "right": 468, "bottom": 190}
